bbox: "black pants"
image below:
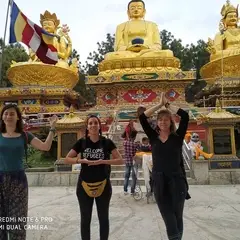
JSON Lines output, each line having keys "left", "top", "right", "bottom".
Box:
{"left": 153, "top": 176, "right": 187, "bottom": 240}
{"left": 76, "top": 178, "right": 112, "bottom": 240}
{"left": 0, "top": 171, "right": 28, "bottom": 240}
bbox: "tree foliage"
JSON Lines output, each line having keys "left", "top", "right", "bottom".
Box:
{"left": 82, "top": 33, "right": 115, "bottom": 75}
{"left": 68, "top": 48, "right": 95, "bottom": 103}
{"left": 0, "top": 39, "right": 29, "bottom": 87}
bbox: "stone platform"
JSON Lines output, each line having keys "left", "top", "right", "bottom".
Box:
{"left": 26, "top": 185, "right": 240, "bottom": 240}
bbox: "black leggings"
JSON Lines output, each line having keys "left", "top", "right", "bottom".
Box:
{"left": 76, "top": 178, "right": 112, "bottom": 240}
{"left": 154, "top": 178, "right": 187, "bottom": 240}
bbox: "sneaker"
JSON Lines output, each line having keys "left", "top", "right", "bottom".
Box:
{"left": 124, "top": 191, "right": 128, "bottom": 195}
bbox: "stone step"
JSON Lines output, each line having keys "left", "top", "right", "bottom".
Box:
{"left": 111, "top": 170, "right": 144, "bottom": 178}
{"left": 111, "top": 165, "right": 190, "bottom": 176}
{"left": 110, "top": 178, "right": 145, "bottom": 186}
{"left": 26, "top": 172, "right": 194, "bottom": 187}
{"left": 111, "top": 165, "right": 126, "bottom": 171}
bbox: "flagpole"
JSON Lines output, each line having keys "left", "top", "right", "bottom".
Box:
{"left": 0, "top": 0, "right": 12, "bottom": 87}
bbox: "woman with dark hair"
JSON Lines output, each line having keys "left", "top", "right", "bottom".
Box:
{"left": 139, "top": 93, "right": 190, "bottom": 240}
{"left": 65, "top": 115, "right": 123, "bottom": 240}
{"left": 0, "top": 104, "right": 58, "bottom": 239}
{"left": 123, "top": 119, "right": 137, "bottom": 140}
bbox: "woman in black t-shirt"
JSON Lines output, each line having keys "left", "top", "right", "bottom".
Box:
{"left": 139, "top": 93, "right": 190, "bottom": 240}
{"left": 65, "top": 115, "right": 123, "bottom": 240}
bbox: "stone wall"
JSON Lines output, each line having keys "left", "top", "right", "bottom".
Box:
{"left": 191, "top": 160, "right": 240, "bottom": 185}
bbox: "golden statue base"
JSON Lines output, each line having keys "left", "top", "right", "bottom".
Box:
{"left": 7, "top": 62, "right": 79, "bottom": 89}
{"left": 200, "top": 54, "right": 240, "bottom": 81}
{"left": 87, "top": 56, "right": 195, "bottom": 108}
{"left": 0, "top": 85, "right": 80, "bottom": 114}
{"left": 98, "top": 57, "right": 181, "bottom": 76}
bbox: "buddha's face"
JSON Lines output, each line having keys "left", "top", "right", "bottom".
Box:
{"left": 42, "top": 20, "right": 55, "bottom": 33}
{"left": 225, "top": 11, "right": 238, "bottom": 27}
{"left": 128, "top": 2, "right": 145, "bottom": 19}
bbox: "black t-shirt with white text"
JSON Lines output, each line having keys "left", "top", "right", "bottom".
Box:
{"left": 72, "top": 136, "right": 116, "bottom": 182}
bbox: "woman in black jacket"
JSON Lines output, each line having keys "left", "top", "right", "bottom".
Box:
{"left": 139, "top": 93, "right": 191, "bottom": 240}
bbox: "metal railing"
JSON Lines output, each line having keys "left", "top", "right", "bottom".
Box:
{"left": 182, "top": 140, "right": 193, "bottom": 172}
{"left": 106, "top": 110, "right": 119, "bottom": 140}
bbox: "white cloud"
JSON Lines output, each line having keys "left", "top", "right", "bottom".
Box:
{"left": 0, "top": 0, "right": 238, "bottom": 62}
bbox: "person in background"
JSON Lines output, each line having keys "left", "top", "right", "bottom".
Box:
{"left": 123, "top": 130, "right": 139, "bottom": 195}
{"left": 140, "top": 137, "right": 151, "bottom": 152}
{"left": 122, "top": 119, "right": 137, "bottom": 140}
{"left": 0, "top": 104, "right": 57, "bottom": 240}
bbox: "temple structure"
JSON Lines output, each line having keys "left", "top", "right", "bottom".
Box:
{"left": 86, "top": 0, "right": 195, "bottom": 114}
{"left": 0, "top": 10, "right": 80, "bottom": 114}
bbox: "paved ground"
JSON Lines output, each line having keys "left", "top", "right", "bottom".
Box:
{"left": 22, "top": 185, "right": 240, "bottom": 239}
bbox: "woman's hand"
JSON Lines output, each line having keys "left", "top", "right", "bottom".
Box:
{"left": 49, "top": 115, "right": 58, "bottom": 128}
{"left": 79, "top": 158, "right": 91, "bottom": 164}
{"left": 161, "top": 93, "right": 169, "bottom": 106}
{"left": 88, "top": 159, "right": 104, "bottom": 166}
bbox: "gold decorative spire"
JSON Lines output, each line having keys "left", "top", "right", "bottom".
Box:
{"left": 40, "top": 10, "right": 60, "bottom": 27}
{"left": 221, "top": 0, "right": 238, "bottom": 18}
{"left": 69, "top": 105, "right": 74, "bottom": 113}
{"left": 215, "top": 98, "right": 222, "bottom": 113}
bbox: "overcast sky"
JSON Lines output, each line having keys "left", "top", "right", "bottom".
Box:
{"left": 0, "top": 0, "right": 237, "bottom": 63}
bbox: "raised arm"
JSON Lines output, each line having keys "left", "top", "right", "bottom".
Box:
{"left": 166, "top": 104, "right": 189, "bottom": 140}
{"left": 30, "top": 115, "right": 58, "bottom": 151}
{"left": 139, "top": 102, "right": 164, "bottom": 140}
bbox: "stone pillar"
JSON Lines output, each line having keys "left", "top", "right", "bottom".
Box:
{"left": 192, "top": 160, "right": 209, "bottom": 184}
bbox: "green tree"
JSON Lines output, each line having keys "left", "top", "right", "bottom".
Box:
{"left": 69, "top": 48, "right": 80, "bottom": 65}
{"left": 83, "top": 33, "right": 115, "bottom": 75}
{"left": 161, "top": 29, "right": 188, "bottom": 69}
{"left": 184, "top": 40, "right": 210, "bottom": 102}
{"left": 68, "top": 48, "right": 95, "bottom": 103}
{"left": 161, "top": 30, "right": 210, "bottom": 73}
{"left": 0, "top": 39, "right": 29, "bottom": 87}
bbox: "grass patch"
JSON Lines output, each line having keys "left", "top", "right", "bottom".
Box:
{"left": 27, "top": 150, "right": 55, "bottom": 168}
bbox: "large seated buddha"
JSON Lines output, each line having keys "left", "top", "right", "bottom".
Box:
{"left": 100, "top": 0, "right": 180, "bottom": 75}
{"left": 201, "top": 0, "right": 240, "bottom": 79}
{"left": 105, "top": 0, "right": 174, "bottom": 60}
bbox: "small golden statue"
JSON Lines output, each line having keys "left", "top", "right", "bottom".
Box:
{"left": 207, "top": 0, "right": 240, "bottom": 61}
{"left": 104, "top": 0, "right": 173, "bottom": 60}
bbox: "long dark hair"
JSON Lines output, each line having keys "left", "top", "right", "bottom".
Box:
{"left": 85, "top": 115, "right": 102, "bottom": 139}
{"left": 0, "top": 104, "right": 23, "bottom": 133}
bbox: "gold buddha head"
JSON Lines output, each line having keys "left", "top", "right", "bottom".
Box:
{"left": 221, "top": 0, "right": 239, "bottom": 28}
{"left": 127, "top": 0, "right": 146, "bottom": 20}
{"left": 40, "top": 11, "right": 60, "bottom": 33}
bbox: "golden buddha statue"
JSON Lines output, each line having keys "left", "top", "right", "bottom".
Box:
{"left": 207, "top": 0, "right": 240, "bottom": 61}
{"left": 29, "top": 10, "right": 72, "bottom": 68}
{"left": 104, "top": 0, "right": 173, "bottom": 60}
